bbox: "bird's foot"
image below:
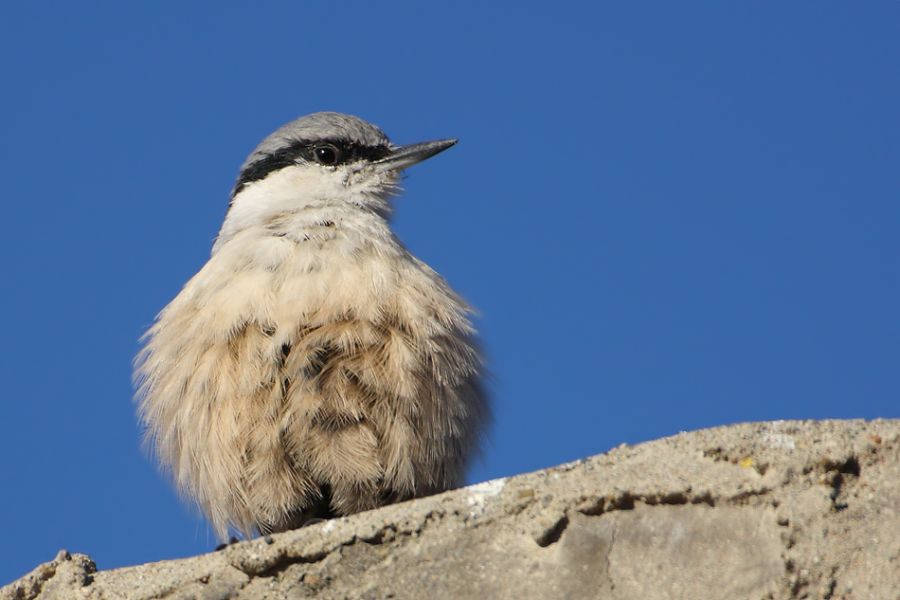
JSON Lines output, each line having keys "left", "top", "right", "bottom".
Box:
{"left": 214, "top": 536, "right": 240, "bottom": 551}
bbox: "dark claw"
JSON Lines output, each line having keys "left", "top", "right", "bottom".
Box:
{"left": 214, "top": 536, "right": 240, "bottom": 551}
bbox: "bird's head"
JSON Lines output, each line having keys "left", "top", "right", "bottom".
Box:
{"left": 214, "top": 112, "right": 456, "bottom": 252}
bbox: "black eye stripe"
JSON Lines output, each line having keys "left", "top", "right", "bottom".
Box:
{"left": 231, "top": 139, "right": 391, "bottom": 198}
{"left": 232, "top": 140, "right": 308, "bottom": 196}
{"left": 303, "top": 139, "right": 392, "bottom": 164}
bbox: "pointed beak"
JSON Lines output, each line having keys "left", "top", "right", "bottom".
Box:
{"left": 373, "top": 139, "right": 457, "bottom": 172}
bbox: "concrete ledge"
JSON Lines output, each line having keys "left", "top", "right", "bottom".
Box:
{"left": 3, "top": 419, "right": 898, "bottom": 599}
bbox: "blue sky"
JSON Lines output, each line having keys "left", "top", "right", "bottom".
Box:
{"left": 1, "top": 1, "right": 897, "bottom": 584}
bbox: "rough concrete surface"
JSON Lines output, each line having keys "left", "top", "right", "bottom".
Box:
{"left": 3, "top": 420, "right": 898, "bottom": 599}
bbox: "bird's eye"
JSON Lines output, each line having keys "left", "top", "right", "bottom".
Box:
{"left": 312, "top": 143, "right": 342, "bottom": 166}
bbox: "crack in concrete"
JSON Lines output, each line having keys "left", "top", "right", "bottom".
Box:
{"left": 226, "top": 507, "right": 448, "bottom": 594}
{"left": 573, "top": 490, "right": 722, "bottom": 520}
{"left": 607, "top": 518, "right": 618, "bottom": 593}
{"left": 534, "top": 488, "right": 755, "bottom": 550}
{"left": 824, "top": 456, "right": 861, "bottom": 512}
{"left": 535, "top": 515, "right": 569, "bottom": 548}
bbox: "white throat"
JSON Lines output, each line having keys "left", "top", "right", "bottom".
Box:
{"left": 213, "top": 164, "right": 397, "bottom": 254}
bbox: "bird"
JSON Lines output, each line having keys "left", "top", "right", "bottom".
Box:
{"left": 134, "top": 112, "right": 487, "bottom": 541}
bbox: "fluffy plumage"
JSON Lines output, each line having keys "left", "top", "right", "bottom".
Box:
{"left": 134, "top": 113, "right": 487, "bottom": 539}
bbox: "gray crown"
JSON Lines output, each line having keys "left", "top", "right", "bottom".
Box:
{"left": 241, "top": 112, "right": 390, "bottom": 171}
